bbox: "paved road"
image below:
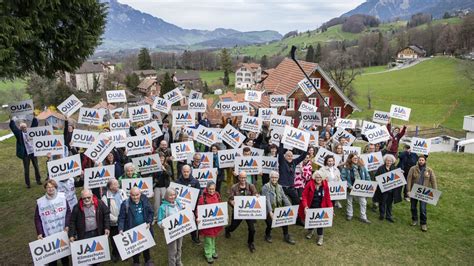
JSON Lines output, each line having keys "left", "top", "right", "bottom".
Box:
{"left": 362, "top": 58, "right": 431, "bottom": 76}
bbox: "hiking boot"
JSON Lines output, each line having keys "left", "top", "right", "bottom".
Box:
{"left": 248, "top": 243, "right": 256, "bottom": 253}
{"left": 264, "top": 235, "right": 272, "bottom": 243}
{"left": 379, "top": 216, "right": 384, "bottom": 221}
{"left": 360, "top": 218, "right": 372, "bottom": 224}
{"left": 421, "top": 224, "right": 427, "bottom": 232}
{"left": 192, "top": 237, "right": 202, "bottom": 245}
{"left": 305, "top": 230, "right": 314, "bottom": 239}
{"left": 346, "top": 215, "right": 353, "bottom": 221}
{"left": 411, "top": 220, "right": 418, "bottom": 226}
{"left": 212, "top": 253, "right": 218, "bottom": 259}
{"left": 206, "top": 257, "right": 214, "bottom": 264}
{"left": 371, "top": 205, "right": 378, "bottom": 212}
{"left": 225, "top": 228, "right": 231, "bottom": 238}
{"left": 284, "top": 234, "right": 296, "bottom": 245}
{"left": 386, "top": 217, "right": 395, "bottom": 223}
{"left": 36, "top": 180, "right": 42, "bottom": 185}
{"left": 316, "top": 235, "right": 324, "bottom": 246}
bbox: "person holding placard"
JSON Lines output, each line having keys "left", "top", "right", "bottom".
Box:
{"left": 294, "top": 155, "right": 313, "bottom": 198}
{"left": 118, "top": 187, "right": 154, "bottom": 265}
{"left": 398, "top": 145, "right": 419, "bottom": 201}
{"left": 261, "top": 144, "right": 279, "bottom": 186}
{"left": 9, "top": 116, "right": 42, "bottom": 188}
{"left": 374, "top": 154, "right": 402, "bottom": 223}
{"left": 197, "top": 182, "right": 223, "bottom": 264}
{"left": 157, "top": 119, "right": 173, "bottom": 148}
{"left": 118, "top": 163, "right": 141, "bottom": 186}
{"left": 298, "top": 171, "right": 332, "bottom": 246}
{"left": 177, "top": 165, "right": 201, "bottom": 245}
{"left": 211, "top": 144, "right": 225, "bottom": 194}
{"left": 340, "top": 154, "right": 372, "bottom": 224}
{"left": 278, "top": 143, "right": 308, "bottom": 205}
{"left": 386, "top": 123, "right": 406, "bottom": 156}
{"left": 104, "top": 152, "right": 124, "bottom": 180}
{"left": 101, "top": 179, "right": 128, "bottom": 262}
{"left": 64, "top": 119, "right": 78, "bottom": 155}
{"left": 407, "top": 156, "right": 437, "bottom": 232}
{"left": 319, "top": 155, "right": 342, "bottom": 209}
{"left": 261, "top": 171, "right": 296, "bottom": 245}
{"left": 153, "top": 152, "right": 173, "bottom": 222}
{"left": 158, "top": 188, "right": 185, "bottom": 266}
{"left": 34, "top": 179, "right": 71, "bottom": 266}
{"left": 333, "top": 144, "right": 345, "bottom": 167}
{"left": 225, "top": 171, "right": 259, "bottom": 253}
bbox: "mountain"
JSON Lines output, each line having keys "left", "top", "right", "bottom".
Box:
{"left": 342, "top": 0, "right": 474, "bottom": 21}
{"left": 98, "top": 0, "right": 282, "bottom": 50}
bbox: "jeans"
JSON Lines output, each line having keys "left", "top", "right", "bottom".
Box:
{"left": 411, "top": 198, "right": 427, "bottom": 225}
{"left": 226, "top": 215, "right": 256, "bottom": 244}
{"left": 203, "top": 236, "right": 217, "bottom": 259}
{"left": 48, "top": 257, "right": 69, "bottom": 266}
{"left": 379, "top": 191, "right": 394, "bottom": 219}
{"left": 308, "top": 228, "right": 323, "bottom": 236}
{"left": 132, "top": 249, "right": 151, "bottom": 264}
{"left": 265, "top": 214, "right": 288, "bottom": 236}
{"left": 346, "top": 194, "right": 367, "bottom": 219}
{"left": 22, "top": 154, "right": 41, "bottom": 186}
{"left": 168, "top": 237, "right": 183, "bottom": 266}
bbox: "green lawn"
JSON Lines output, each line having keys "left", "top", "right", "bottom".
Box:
{"left": 361, "top": 65, "right": 389, "bottom": 74}
{"left": 0, "top": 134, "right": 473, "bottom": 265}
{"left": 200, "top": 70, "right": 235, "bottom": 88}
{"left": 351, "top": 57, "right": 474, "bottom": 130}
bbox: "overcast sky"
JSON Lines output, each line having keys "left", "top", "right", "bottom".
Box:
{"left": 119, "top": 0, "right": 365, "bottom": 34}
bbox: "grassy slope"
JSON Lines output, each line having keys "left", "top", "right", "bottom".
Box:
{"left": 351, "top": 57, "right": 474, "bottom": 130}
{"left": 200, "top": 70, "right": 235, "bottom": 88}
{"left": 0, "top": 135, "right": 473, "bottom": 265}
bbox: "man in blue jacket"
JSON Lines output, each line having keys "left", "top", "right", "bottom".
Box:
{"left": 278, "top": 143, "right": 307, "bottom": 205}
{"left": 9, "top": 116, "right": 41, "bottom": 188}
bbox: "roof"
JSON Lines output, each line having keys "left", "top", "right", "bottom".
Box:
{"left": 93, "top": 100, "right": 116, "bottom": 110}
{"left": 399, "top": 45, "right": 426, "bottom": 55}
{"left": 137, "top": 78, "right": 157, "bottom": 90}
{"left": 36, "top": 109, "right": 65, "bottom": 120}
{"left": 237, "top": 63, "right": 261, "bottom": 72}
{"left": 174, "top": 71, "right": 201, "bottom": 81}
{"left": 458, "top": 138, "right": 474, "bottom": 146}
{"left": 75, "top": 61, "right": 105, "bottom": 74}
{"left": 133, "top": 69, "right": 157, "bottom": 76}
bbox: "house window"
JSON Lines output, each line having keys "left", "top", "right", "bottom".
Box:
{"left": 323, "top": 97, "right": 330, "bottom": 107}
{"left": 287, "top": 98, "right": 295, "bottom": 111}
{"left": 334, "top": 107, "right": 341, "bottom": 118}
{"left": 311, "top": 78, "right": 321, "bottom": 89}
{"left": 308, "top": 98, "right": 317, "bottom": 106}
{"left": 323, "top": 117, "right": 329, "bottom": 126}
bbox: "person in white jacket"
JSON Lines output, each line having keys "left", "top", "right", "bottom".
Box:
{"left": 318, "top": 155, "right": 342, "bottom": 209}
{"left": 101, "top": 179, "right": 127, "bottom": 262}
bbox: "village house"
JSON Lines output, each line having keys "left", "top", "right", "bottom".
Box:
{"left": 133, "top": 69, "right": 158, "bottom": 79}
{"left": 235, "top": 63, "right": 262, "bottom": 89}
{"left": 397, "top": 45, "right": 427, "bottom": 60}
{"left": 137, "top": 78, "right": 161, "bottom": 97}
{"left": 36, "top": 109, "right": 68, "bottom": 129}
{"left": 65, "top": 61, "right": 115, "bottom": 92}
{"left": 173, "top": 70, "right": 202, "bottom": 91}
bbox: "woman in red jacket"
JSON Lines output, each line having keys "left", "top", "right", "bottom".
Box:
{"left": 197, "top": 182, "right": 223, "bottom": 264}
{"left": 298, "top": 171, "right": 333, "bottom": 246}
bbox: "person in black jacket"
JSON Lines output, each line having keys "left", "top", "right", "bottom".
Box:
{"left": 398, "top": 145, "right": 418, "bottom": 201}
{"left": 153, "top": 152, "right": 173, "bottom": 221}
{"left": 64, "top": 119, "right": 77, "bottom": 155}
{"left": 156, "top": 118, "right": 173, "bottom": 148}
{"left": 278, "top": 143, "right": 307, "bottom": 205}
{"left": 177, "top": 165, "right": 201, "bottom": 244}
{"left": 374, "top": 154, "right": 402, "bottom": 223}
{"left": 9, "top": 116, "right": 41, "bottom": 188}
{"left": 69, "top": 189, "right": 110, "bottom": 241}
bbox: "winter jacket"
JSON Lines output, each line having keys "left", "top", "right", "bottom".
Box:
{"left": 386, "top": 123, "right": 406, "bottom": 154}
{"left": 118, "top": 195, "right": 154, "bottom": 234}
{"left": 373, "top": 164, "right": 402, "bottom": 204}
{"left": 407, "top": 163, "right": 437, "bottom": 192}
{"left": 101, "top": 189, "right": 128, "bottom": 226}
{"left": 261, "top": 182, "right": 291, "bottom": 213}
{"left": 340, "top": 164, "right": 371, "bottom": 188}
{"left": 68, "top": 195, "right": 110, "bottom": 240}
{"left": 157, "top": 199, "right": 184, "bottom": 227}
{"left": 118, "top": 172, "right": 141, "bottom": 186}
{"left": 177, "top": 175, "right": 201, "bottom": 191}
{"left": 228, "top": 183, "right": 258, "bottom": 204}
{"left": 34, "top": 194, "right": 72, "bottom": 236}
{"left": 319, "top": 166, "right": 341, "bottom": 182}
{"left": 10, "top": 118, "right": 38, "bottom": 159}
{"left": 398, "top": 151, "right": 418, "bottom": 175}
{"left": 197, "top": 189, "right": 224, "bottom": 237}
{"left": 154, "top": 164, "right": 173, "bottom": 188}
{"left": 278, "top": 143, "right": 308, "bottom": 187}
{"left": 298, "top": 179, "right": 332, "bottom": 221}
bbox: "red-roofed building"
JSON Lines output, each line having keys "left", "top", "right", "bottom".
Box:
{"left": 36, "top": 109, "right": 67, "bottom": 129}
{"left": 235, "top": 63, "right": 262, "bottom": 89}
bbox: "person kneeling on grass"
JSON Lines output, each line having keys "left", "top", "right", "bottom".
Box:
{"left": 197, "top": 182, "right": 223, "bottom": 264}
{"left": 261, "top": 170, "right": 296, "bottom": 245}
{"left": 298, "top": 171, "right": 332, "bottom": 246}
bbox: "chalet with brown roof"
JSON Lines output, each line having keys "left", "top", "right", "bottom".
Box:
{"left": 173, "top": 70, "right": 202, "bottom": 90}
{"left": 36, "top": 109, "right": 67, "bottom": 129}
{"left": 137, "top": 78, "right": 161, "bottom": 97}
{"left": 235, "top": 63, "right": 262, "bottom": 89}
{"left": 133, "top": 69, "right": 158, "bottom": 79}
{"left": 397, "top": 45, "right": 426, "bottom": 60}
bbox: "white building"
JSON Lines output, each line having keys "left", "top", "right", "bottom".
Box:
{"left": 459, "top": 115, "right": 474, "bottom": 153}
{"left": 65, "top": 61, "right": 114, "bottom": 92}
{"left": 235, "top": 63, "right": 262, "bottom": 89}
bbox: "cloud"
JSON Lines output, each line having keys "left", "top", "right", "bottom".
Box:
{"left": 118, "top": 0, "right": 365, "bottom": 34}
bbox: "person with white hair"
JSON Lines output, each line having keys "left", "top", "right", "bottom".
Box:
{"left": 374, "top": 154, "right": 402, "bottom": 223}
{"left": 9, "top": 115, "right": 42, "bottom": 188}
{"left": 118, "top": 162, "right": 141, "bottom": 185}
{"left": 278, "top": 143, "right": 308, "bottom": 205}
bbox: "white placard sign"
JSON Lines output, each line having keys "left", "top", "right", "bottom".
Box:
{"left": 193, "top": 168, "right": 218, "bottom": 188}
{"left": 70, "top": 235, "right": 110, "bottom": 265}
{"left": 234, "top": 156, "right": 262, "bottom": 175}
{"left": 171, "top": 141, "right": 195, "bottom": 161}
{"left": 188, "top": 99, "right": 207, "bottom": 112}
{"left": 281, "top": 125, "right": 310, "bottom": 151}
{"left": 128, "top": 105, "right": 151, "bottom": 123}
{"left": 34, "top": 135, "right": 65, "bottom": 156}
{"left": 375, "top": 168, "right": 407, "bottom": 193}
{"left": 240, "top": 115, "right": 262, "bottom": 133}
{"left": 229, "top": 102, "right": 250, "bottom": 117}
{"left": 195, "top": 125, "right": 218, "bottom": 147}
{"left": 162, "top": 209, "right": 197, "bottom": 244}
{"left": 57, "top": 95, "right": 83, "bottom": 117}
{"left": 373, "top": 110, "right": 390, "bottom": 124}
{"left": 106, "top": 90, "right": 127, "bottom": 103}
{"left": 298, "top": 101, "right": 317, "bottom": 113}
{"left": 308, "top": 131, "right": 319, "bottom": 146}
{"left": 411, "top": 137, "right": 431, "bottom": 155}
{"left": 258, "top": 108, "right": 277, "bottom": 122}
{"left": 333, "top": 128, "right": 356, "bottom": 145}
{"left": 27, "top": 125, "right": 54, "bottom": 140}
{"left": 240, "top": 146, "right": 264, "bottom": 157}
{"left": 164, "top": 88, "right": 184, "bottom": 104}
{"left": 305, "top": 208, "right": 334, "bottom": 229}
{"left": 365, "top": 126, "right": 391, "bottom": 144}
{"left": 78, "top": 107, "right": 103, "bottom": 126}
{"left": 270, "top": 114, "right": 292, "bottom": 132}
{"left": 269, "top": 95, "right": 287, "bottom": 107}
{"left": 103, "top": 130, "right": 127, "bottom": 148}
{"left": 109, "top": 119, "right": 131, "bottom": 131}
{"left": 350, "top": 180, "right": 378, "bottom": 198}
{"left": 314, "top": 147, "right": 342, "bottom": 167}
{"left": 409, "top": 184, "right": 442, "bottom": 206}
{"left": 29, "top": 231, "right": 70, "bottom": 266}
{"left": 218, "top": 149, "right": 239, "bottom": 168}
{"left": 189, "top": 89, "right": 202, "bottom": 99}
{"left": 271, "top": 205, "right": 299, "bottom": 228}
{"left": 9, "top": 99, "right": 34, "bottom": 116}
{"left": 85, "top": 134, "right": 115, "bottom": 162}
{"left": 71, "top": 129, "right": 99, "bottom": 149}
{"left": 360, "top": 152, "right": 384, "bottom": 172}
{"left": 126, "top": 135, "right": 152, "bottom": 156}
{"left": 47, "top": 154, "right": 82, "bottom": 181}
{"left": 298, "top": 78, "right": 316, "bottom": 97}
{"left": 136, "top": 121, "right": 163, "bottom": 140}
{"left": 261, "top": 156, "right": 278, "bottom": 174}
{"left": 300, "top": 112, "right": 322, "bottom": 126}
{"left": 132, "top": 154, "right": 163, "bottom": 175}
{"left": 328, "top": 181, "right": 347, "bottom": 200}
{"left": 221, "top": 124, "right": 245, "bottom": 149}
{"left": 199, "top": 152, "right": 214, "bottom": 169}
{"left": 219, "top": 101, "right": 235, "bottom": 114}
{"left": 362, "top": 121, "right": 380, "bottom": 135}
{"left": 390, "top": 104, "right": 411, "bottom": 121}
{"left": 113, "top": 223, "right": 156, "bottom": 260}
{"left": 244, "top": 90, "right": 263, "bottom": 102}
{"left": 233, "top": 196, "right": 267, "bottom": 220}
{"left": 197, "top": 202, "right": 229, "bottom": 230}
{"left": 335, "top": 118, "right": 357, "bottom": 129}
{"left": 84, "top": 165, "right": 115, "bottom": 189}
{"left": 169, "top": 182, "right": 200, "bottom": 210}
{"left": 172, "top": 110, "right": 195, "bottom": 127}
{"left": 342, "top": 146, "right": 361, "bottom": 161}
{"left": 152, "top": 97, "right": 172, "bottom": 114}
{"left": 122, "top": 177, "right": 154, "bottom": 198}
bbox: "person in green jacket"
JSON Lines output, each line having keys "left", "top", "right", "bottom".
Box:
{"left": 118, "top": 162, "right": 141, "bottom": 186}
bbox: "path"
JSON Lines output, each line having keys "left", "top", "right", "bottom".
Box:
{"left": 0, "top": 133, "right": 13, "bottom": 142}
{"left": 362, "top": 58, "right": 431, "bottom": 76}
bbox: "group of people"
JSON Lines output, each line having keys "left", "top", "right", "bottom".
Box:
{"left": 12, "top": 106, "right": 438, "bottom": 266}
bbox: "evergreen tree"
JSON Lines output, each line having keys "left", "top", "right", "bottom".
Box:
{"left": 137, "top": 48, "right": 152, "bottom": 70}
{"left": 220, "top": 48, "right": 232, "bottom": 73}
{"left": 305, "top": 45, "right": 315, "bottom": 62}
{"left": 125, "top": 73, "right": 140, "bottom": 92}
{"left": 160, "top": 72, "right": 175, "bottom": 97}
{"left": 202, "top": 81, "right": 209, "bottom": 94}
{"left": 315, "top": 43, "right": 322, "bottom": 63}
{"left": 260, "top": 55, "right": 268, "bottom": 68}
{"left": 223, "top": 70, "right": 230, "bottom": 87}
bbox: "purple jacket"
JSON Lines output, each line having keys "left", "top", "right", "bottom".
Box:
{"left": 34, "top": 201, "right": 72, "bottom": 236}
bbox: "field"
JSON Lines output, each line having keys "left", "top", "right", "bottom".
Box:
{"left": 351, "top": 57, "right": 474, "bottom": 130}
{"left": 0, "top": 134, "right": 473, "bottom": 265}
{"left": 0, "top": 79, "right": 29, "bottom": 121}
{"left": 200, "top": 70, "right": 235, "bottom": 88}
